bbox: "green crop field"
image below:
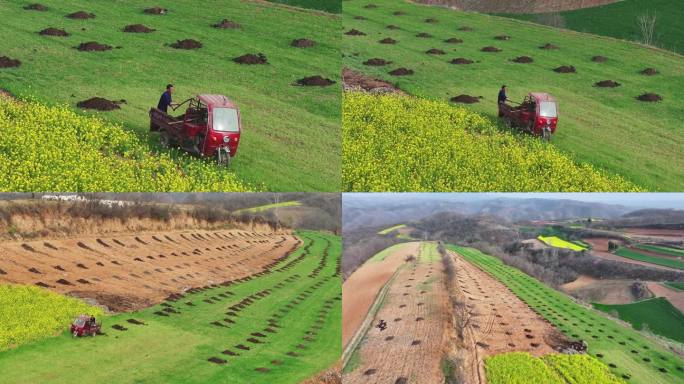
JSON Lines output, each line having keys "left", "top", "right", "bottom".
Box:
{"left": 268, "top": 0, "right": 341, "bottom": 14}
{"left": 0, "top": 285, "right": 104, "bottom": 351}
{"left": 0, "top": 0, "right": 340, "bottom": 192}
{"left": 343, "top": 0, "right": 684, "bottom": 191}
{"left": 664, "top": 282, "right": 684, "bottom": 291}
{"left": 497, "top": 0, "right": 684, "bottom": 54}
{"left": 0, "top": 231, "right": 341, "bottom": 384}
{"left": 419, "top": 241, "right": 440, "bottom": 262}
{"left": 635, "top": 244, "right": 684, "bottom": 257}
{"left": 615, "top": 248, "right": 684, "bottom": 270}
{"left": 343, "top": 93, "right": 639, "bottom": 192}
{"left": 538, "top": 235, "right": 586, "bottom": 251}
{"left": 234, "top": 200, "right": 301, "bottom": 214}
{"left": 447, "top": 244, "right": 684, "bottom": 384}
{"left": 485, "top": 352, "right": 623, "bottom": 384}
{"left": 377, "top": 223, "right": 406, "bottom": 235}
{"left": 594, "top": 297, "right": 684, "bottom": 343}
{"left": 368, "top": 242, "right": 415, "bottom": 262}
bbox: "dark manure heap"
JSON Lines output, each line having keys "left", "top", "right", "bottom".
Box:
{"left": 213, "top": 19, "right": 241, "bottom": 29}
{"left": 0, "top": 56, "right": 22, "bottom": 68}
{"left": 40, "top": 28, "right": 70, "bottom": 37}
{"left": 77, "top": 42, "right": 112, "bottom": 51}
{"left": 379, "top": 37, "right": 397, "bottom": 44}
{"left": 416, "top": 32, "right": 432, "bottom": 38}
{"left": 636, "top": 93, "right": 662, "bottom": 102}
{"left": 123, "top": 24, "right": 155, "bottom": 33}
{"left": 364, "top": 4, "right": 378, "bottom": 8}
{"left": 389, "top": 68, "right": 413, "bottom": 76}
{"left": 450, "top": 58, "right": 473, "bottom": 64}
{"left": 540, "top": 43, "right": 558, "bottom": 49}
{"left": 77, "top": 97, "right": 122, "bottom": 111}
{"left": 354, "top": 15, "right": 367, "bottom": 20}
{"left": 445, "top": 38, "right": 463, "bottom": 44}
{"left": 345, "top": 29, "right": 366, "bottom": 36}
{"left": 458, "top": 26, "right": 473, "bottom": 31}
{"left": 144, "top": 7, "right": 167, "bottom": 15}
{"left": 363, "top": 58, "right": 392, "bottom": 66}
{"left": 495, "top": 35, "right": 510, "bottom": 40}
{"left": 170, "top": 39, "right": 202, "bottom": 49}
{"left": 640, "top": 68, "right": 658, "bottom": 76}
{"left": 24, "top": 3, "right": 47, "bottom": 11}
{"left": 291, "top": 38, "right": 315, "bottom": 48}
{"left": 296, "top": 76, "right": 336, "bottom": 86}
{"left": 233, "top": 53, "right": 268, "bottom": 65}
{"left": 594, "top": 80, "right": 621, "bottom": 88}
{"left": 386, "top": 25, "right": 400, "bottom": 30}
{"left": 426, "top": 48, "right": 445, "bottom": 55}
{"left": 393, "top": 11, "right": 405, "bottom": 15}
{"left": 425, "top": 18, "right": 438, "bottom": 23}
{"left": 67, "top": 11, "right": 95, "bottom": 19}
{"left": 512, "top": 56, "right": 533, "bottom": 63}
{"left": 592, "top": 55, "right": 608, "bottom": 63}
{"left": 554, "top": 65, "right": 576, "bottom": 73}
{"left": 481, "top": 46, "right": 501, "bottom": 52}
{"left": 451, "top": 95, "right": 481, "bottom": 104}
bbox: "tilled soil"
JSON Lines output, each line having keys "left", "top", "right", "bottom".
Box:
{"left": 636, "top": 93, "right": 662, "bottom": 102}
{"left": 344, "top": 258, "right": 449, "bottom": 384}
{"left": 170, "top": 39, "right": 202, "bottom": 49}
{"left": 426, "top": 48, "right": 445, "bottom": 55}
{"left": 76, "top": 97, "right": 121, "bottom": 111}
{"left": 540, "top": 43, "right": 559, "bottom": 49}
{"left": 481, "top": 46, "right": 501, "bottom": 52}
{"left": 213, "top": 19, "right": 241, "bottom": 29}
{"left": 40, "top": 27, "right": 70, "bottom": 37}
{"left": 451, "top": 94, "right": 481, "bottom": 104}
{"left": 512, "top": 56, "right": 533, "bottom": 63}
{"left": 363, "top": 58, "right": 392, "bottom": 66}
{"left": 450, "top": 58, "right": 473, "bottom": 64}
{"left": 0, "top": 230, "right": 297, "bottom": 312}
{"left": 0, "top": 56, "right": 21, "bottom": 68}
{"left": 345, "top": 29, "right": 366, "bottom": 36}
{"left": 291, "top": 38, "right": 315, "bottom": 48}
{"left": 67, "top": 11, "right": 95, "bottom": 19}
{"left": 388, "top": 68, "right": 413, "bottom": 76}
{"left": 296, "top": 76, "right": 336, "bottom": 86}
{"left": 640, "top": 68, "right": 658, "bottom": 76}
{"left": 592, "top": 55, "right": 608, "bottom": 62}
{"left": 233, "top": 53, "right": 268, "bottom": 65}
{"left": 144, "top": 7, "right": 167, "bottom": 15}
{"left": 379, "top": 37, "right": 397, "bottom": 44}
{"left": 445, "top": 38, "right": 463, "bottom": 44}
{"left": 123, "top": 24, "right": 155, "bottom": 33}
{"left": 494, "top": 35, "right": 510, "bottom": 40}
{"left": 595, "top": 80, "right": 620, "bottom": 88}
{"left": 554, "top": 65, "right": 576, "bottom": 73}
{"left": 77, "top": 42, "right": 112, "bottom": 52}
{"left": 24, "top": 3, "right": 47, "bottom": 11}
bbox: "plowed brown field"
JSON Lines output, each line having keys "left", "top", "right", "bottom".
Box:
{"left": 344, "top": 258, "right": 449, "bottom": 384}
{"left": 0, "top": 229, "right": 298, "bottom": 311}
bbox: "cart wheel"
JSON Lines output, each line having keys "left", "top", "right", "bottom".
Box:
{"left": 216, "top": 148, "right": 231, "bottom": 167}
{"left": 160, "top": 130, "right": 171, "bottom": 148}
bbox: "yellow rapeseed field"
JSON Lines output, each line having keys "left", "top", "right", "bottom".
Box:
{"left": 0, "top": 97, "right": 251, "bottom": 191}
{"left": 343, "top": 93, "right": 642, "bottom": 192}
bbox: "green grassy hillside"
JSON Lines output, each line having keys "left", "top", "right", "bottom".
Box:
{"left": 0, "top": 231, "right": 341, "bottom": 384}
{"left": 0, "top": 0, "right": 340, "bottom": 191}
{"left": 448, "top": 244, "right": 684, "bottom": 384}
{"left": 497, "top": 0, "right": 684, "bottom": 54}
{"left": 594, "top": 297, "right": 684, "bottom": 343}
{"left": 343, "top": 0, "right": 684, "bottom": 191}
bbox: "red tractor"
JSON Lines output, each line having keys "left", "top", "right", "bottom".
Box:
{"left": 71, "top": 314, "right": 101, "bottom": 337}
{"left": 499, "top": 92, "right": 558, "bottom": 140}
{"left": 150, "top": 94, "right": 242, "bottom": 166}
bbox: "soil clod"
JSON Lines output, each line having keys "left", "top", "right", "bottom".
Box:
{"left": 363, "top": 58, "right": 392, "bottom": 66}
{"left": 554, "top": 65, "right": 576, "bottom": 73}
{"left": 208, "top": 357, "right": 226, "bottom": 364}
{"left": 24, "top": 3, "right": 47, "bottom": 11}
{"left": 540, "top": 43, "right": 558, "bottom": 49}
{"left": 0, "top": 56, "right": 21, "bottom": 68}
{"left": 67, "top": 11, "right": 95, "bottom": 19}
{"left": 594, "top": 80, "right": 620, "bottom": 88}
{"left": 416, "top": 32, "right": 432, "bottom": 38}
{"left": 445, "top": 38, "right": 463, "bottom": 44}
{"left": 77, "top": 42, "right": 112, "bottom": 52}
{"left": 389, "top": 68, "right": 413, "bottom": 76}
{"left": 495, "top": 35, "right": 510, "bottom": 40}
{"left": 345, "top": 29, "right": 366, "bottom": 36}
{"left": 450, "top": 58, "right": 473, "bottom": 64}
{"left": 426, "top": 48, "right": 445, "bottom": 55}
{"left": 640, "top": 68, "right": 658, "bottom": 76}
{"left": 481, "top": 46, "right": 501, "bottom": 52}
{"left": 636, "top": 93, "right": 662, "bottom": 102}
{"left": 144, "top": 7, "right": 167, "bottom": 15}
{"left": 512, "top": 56, "right": 533, "bottom": 63}
{"left": 213, "top": 19, "right": 241, "bottom": 29}
{"left": 170, "top": 39, "right": 202, "bottom": 50}
{"left": 379, "top": 38, "right": 397, "bottom": 44}
{"left": 592, "top": 55, "right": 608, "bottom": 62}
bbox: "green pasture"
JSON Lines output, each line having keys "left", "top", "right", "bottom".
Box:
{"left": 594, "top": 297, "right": 684, "bottom": 343}
{"left": 615, "top": 248, "right": 684, "bottom": 270}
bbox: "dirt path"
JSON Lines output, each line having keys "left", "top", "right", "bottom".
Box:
{"left": 344, "top": 258, "right": 449, "bottom": 384}
{"left": 450, "top": 252, "right": 564, "bottom": 379}
{"left": 584, "top": 238, "right": 680, "bottom": 271}
{"left": 0, "top": 229, "right": 298, "bottom": 311}
{"left": 342, "top": 242, "right": 420, "bottom": 346}
{"left": 646, "top": 282, "right": 684, "bottom": 314}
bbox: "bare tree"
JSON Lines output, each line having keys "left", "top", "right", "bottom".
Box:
{"left": 637, "top": 11, "right": 657, "bottom": 46}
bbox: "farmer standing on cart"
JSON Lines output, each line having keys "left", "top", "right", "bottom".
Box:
{"left": 497, "top": 85, "right": 508, "bottom": 116}
{"left": 157, "top": 84, "right": 178, "bottom": 113}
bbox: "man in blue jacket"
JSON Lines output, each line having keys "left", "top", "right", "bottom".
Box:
{"left": 157, "top": 84, "right": 178, "bottom": 113}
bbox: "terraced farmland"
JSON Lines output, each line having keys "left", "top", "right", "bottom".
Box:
{"left": 0, "top": 231, "right": 341, "bottom": 384}
{"left": 343, "top": 0, "right": 684, "bottom": 190}
{"left": 594, "top": 297, "right": 684, "bottom": 343}
{"left": 635, "top": 244, "right": 684, "bottom": 258}
{"left": 448, "top": 244, "right": 684, "bottom": 384}
{"left": 615, "top": 248, "right": 684, "bottom": 270}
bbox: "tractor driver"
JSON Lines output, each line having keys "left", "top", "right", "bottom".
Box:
{"left": 157, "top": 84, "right": 179, "bottom": 113}
{"left": 497, "top": 85, "right": 508, "bottom": 116}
